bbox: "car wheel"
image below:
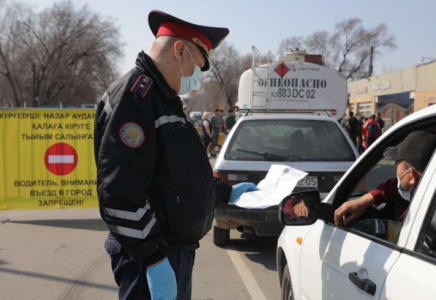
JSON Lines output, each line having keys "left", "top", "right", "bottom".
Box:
{"left": 281, "top": 264, "right": 295, "bottom": 300}
{"left": 213, "top": 226, "right": 230, "bottom": 246}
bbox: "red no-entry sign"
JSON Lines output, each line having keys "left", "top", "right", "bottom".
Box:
{"left": 44, "top": 143, "right": 78, "bottom": 176}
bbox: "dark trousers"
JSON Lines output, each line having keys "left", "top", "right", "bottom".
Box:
{"left": 349, "top": 133, "right": 357, "bottom": 146}
{"left": 211, "top": 128, "right": 220, "bottom": 148}
{"left": 203, "top": 141, "right": 210, "bottom": 152}
{"left": 105, "top": 236, "right": 195, "bottom": 300}
{"left": 367, "top": 136, "right": 377, "bottom": 148}
{"left": 356, "top": 134, "right": 363, "bottom": 154}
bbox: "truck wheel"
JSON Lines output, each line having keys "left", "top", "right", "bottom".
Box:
{"left": 281, "top": 264, "right": 295, "bottom": 300}
{"left": 213, "top": 226, "right": 230, "bottom": 246}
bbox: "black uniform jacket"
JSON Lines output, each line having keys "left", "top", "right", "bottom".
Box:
{"left": 94, "top": 52, "right": 231, "bottom": 265}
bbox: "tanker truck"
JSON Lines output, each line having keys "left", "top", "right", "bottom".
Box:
{"left": 212, "top": 47, "right": 358, "bottom": 245}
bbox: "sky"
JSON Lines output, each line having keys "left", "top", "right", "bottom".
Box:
{"left": 21, "top": 0, "right": 436, "bottom": 76}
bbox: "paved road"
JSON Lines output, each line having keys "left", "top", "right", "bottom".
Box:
{"left": 0, "top": 209, "right": 281, "bottom": 300}
{"left": 0, "top": 155, "right": 281, "bottom": 299}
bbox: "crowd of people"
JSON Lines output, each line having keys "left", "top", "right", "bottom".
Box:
{"left": 192, "top": 108, "right": 385, "bottom": 157}
{"left": 340, "top": 111, "right": 385, "bottom": 153}
{"left": 189, "top": 105, "right": 241, "bottom": 158}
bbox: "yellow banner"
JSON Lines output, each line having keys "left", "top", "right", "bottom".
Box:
{"left": 0, "top": 109, "right": 98, "bottom": 210}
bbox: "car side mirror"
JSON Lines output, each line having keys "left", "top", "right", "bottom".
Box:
{"left": 279, "top": 190, "right": 321, "bottom": 226}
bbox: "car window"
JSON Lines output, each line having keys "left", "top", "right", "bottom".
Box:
{"left": 334, "top": 126, "right": 436, "bottom": 245}
{"left": 339, "top": 156, "right": 402, "bottom": 244}
{"left": 416, "top": 191, "right": 436, "bottom": 259}
{"left": 352, "top": 158, "right": 396, "bottom": 197}
{"left": 224, "top": 119, "right": 355, "bottom": 161}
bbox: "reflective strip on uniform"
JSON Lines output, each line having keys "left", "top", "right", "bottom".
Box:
{"left": 102, "top": 202, "right": 151, "bottom": 221}
{"left": 102, "top": 92, "right": 113, "bottom": 115}
{"left": 155, "top": 115, "right": 186, "bottom": 129}
{"left": 108, "top": 214, "right": 157, "bottom": 239}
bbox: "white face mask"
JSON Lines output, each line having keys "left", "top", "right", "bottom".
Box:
{"left": 397, "top": 169, "right": 413, "bottom": 201}
{"left": 178, "top": 45, "right": 200, "bottom": 95}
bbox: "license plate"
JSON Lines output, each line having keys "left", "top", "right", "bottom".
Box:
{"left": 297, "top": 176, "right": 318, "bottom": 188}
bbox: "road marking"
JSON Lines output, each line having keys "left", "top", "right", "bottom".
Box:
{"left": 226, "top": 247, "right": 268, "bottom": 300}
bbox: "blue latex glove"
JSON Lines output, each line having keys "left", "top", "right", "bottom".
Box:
{"left": 146, "top": 258, "right": 177, "bottom": 300}
{"left": 229, "top": 182, "right": 259, "bottom": 204}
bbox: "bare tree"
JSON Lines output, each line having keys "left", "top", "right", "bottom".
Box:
{"left": 304, "top": 31, "right": 331, "bottom": 66}
{"left": 200, "top": 42, "right": 246, "bottom": 109}
{"left": 278, "top": 18, "right": 396, "bottom": 80}
{"left": 0, "top": 1, "right": 31, "bottom": 107}
{"left": 277, "top": 36, "right": 304, "bottom": 55}
{"left": 0, "top": 0, "right": 122, "bottom": 107}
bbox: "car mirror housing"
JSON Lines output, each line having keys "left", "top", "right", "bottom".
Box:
{"left": 279, "top": 190, "right": 321, "bottom": 226}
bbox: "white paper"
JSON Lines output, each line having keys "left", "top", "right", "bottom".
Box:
{"left": 232, "top": 164, "right": 308, "bottom": 209}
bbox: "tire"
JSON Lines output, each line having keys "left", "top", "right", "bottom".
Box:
{"left": 213, "top": 226, "right": 230, "bottom": 246}
{"left": 281, "top": 264, "right": 295, "bottom": 300}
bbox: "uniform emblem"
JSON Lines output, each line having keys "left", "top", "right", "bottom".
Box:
{"left": 130, "top": 75, "right": 153, "bottom": 98}
{"left": 119, "top": 122, "right": 145, "bottom": 149}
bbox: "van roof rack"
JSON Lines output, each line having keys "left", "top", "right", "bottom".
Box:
{"left": 241, "top": 108, "right": 337, "bottom": 117}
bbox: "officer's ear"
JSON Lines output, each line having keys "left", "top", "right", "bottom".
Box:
{"left": 174, "top": 40, "right": 185, "bottom": 62}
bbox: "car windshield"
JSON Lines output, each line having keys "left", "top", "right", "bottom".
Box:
{"left": 224, "top": 119, "right": 356, "bottom": 161}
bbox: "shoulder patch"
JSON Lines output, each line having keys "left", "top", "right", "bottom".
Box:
{"left": 119, "top": 122, "right": 146, "bottom": 149}
{"left": 130, "top": 75, "right": 153, "bottom": 98}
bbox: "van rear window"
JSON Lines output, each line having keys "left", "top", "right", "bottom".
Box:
{"left": 224, "top": 119, "right": 355, "bottom": 161}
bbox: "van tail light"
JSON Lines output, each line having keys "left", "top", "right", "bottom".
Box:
{"left": 213, "top": 171, "right": 248, "bottom": 186}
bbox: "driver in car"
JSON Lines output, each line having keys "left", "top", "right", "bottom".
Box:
{"left": 334, "top": 131, "right": 436, "bottom": 226}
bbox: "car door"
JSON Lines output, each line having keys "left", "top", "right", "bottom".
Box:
{"left": 298, "top": 162, "right": 402, "bottom": 300}
{"left": 379, "top": 153, "right": 436, "bottom": 300}
{"left": 298, "top": 119, "right": 436, "bottom": 300}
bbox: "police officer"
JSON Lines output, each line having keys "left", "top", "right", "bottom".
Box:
{"left": 94, "top": 11, "right": 257, "bottom": 300}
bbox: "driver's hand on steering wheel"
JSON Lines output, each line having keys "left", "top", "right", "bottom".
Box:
{"left": 334, "top": 193, "right": 375, "bottom": 226}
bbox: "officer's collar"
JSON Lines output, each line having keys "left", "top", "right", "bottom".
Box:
{"left": 135, "top": 51, "right": 180, "bottom": 100}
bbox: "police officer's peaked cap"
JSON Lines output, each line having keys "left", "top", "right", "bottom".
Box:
{"left": 148, "top": 10, "right": 229, "bottom": 71}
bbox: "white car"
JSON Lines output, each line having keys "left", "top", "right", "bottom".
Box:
{"left": 213, "top": 113, "right": 359, "bottom": 245}
{"left": 277, "top": 104, "right": 436, "bottom": 300}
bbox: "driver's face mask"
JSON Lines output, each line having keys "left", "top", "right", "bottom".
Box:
{"left": 397, "top": 169, "right": 414, "bottom": 201}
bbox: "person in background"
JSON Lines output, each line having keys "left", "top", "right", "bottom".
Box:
{"left": 234, "top": 106, "right": 242, "bottom": 121}
{"left": 200, "top": 111, "right": 213, "bottom": 152}
{"left": 346, "top": 111, "right": 358, "bottom": 146}
{"left": 220, "top": 109, "right": 226, "bottom": 133}
{"left": 362, "top": 117, "right": 368, "bottom": 150}
{"left": 340, "top": 113, "right": 349, "bottom": 129}
{"left": 225, "top": 109, "right": 236, "bottom": 134}
{"left": 363, "top": 114, "right": 381, "bottom": 149}
{"left": 93, "top": 10, "right": 258, "bottom": 300}
{"left": 377, "top": 112, "right": 385, "bottom": 134}
{"left": 355, "top": 114, "right": 364, "bottom": 154}
{"left": 211, "top": 144, "right": 221, "bottom": 157}
{"left": 210, "top": 108, "right": 222, "bottom": 149}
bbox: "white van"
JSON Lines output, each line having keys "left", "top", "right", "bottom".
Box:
{"left": 213, "top": 49, "right": 359, "bottom": 245}
{"left": 276, "top": 104, "right": 436, "bottom": 300}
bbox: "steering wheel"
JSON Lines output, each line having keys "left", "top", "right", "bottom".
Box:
{"left": 352, "top": 219, "right": 388, "bottom": 238}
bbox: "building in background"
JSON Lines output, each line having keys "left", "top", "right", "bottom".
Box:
{"left": 348, "top": 60, "right": 436, "bottom": 130}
